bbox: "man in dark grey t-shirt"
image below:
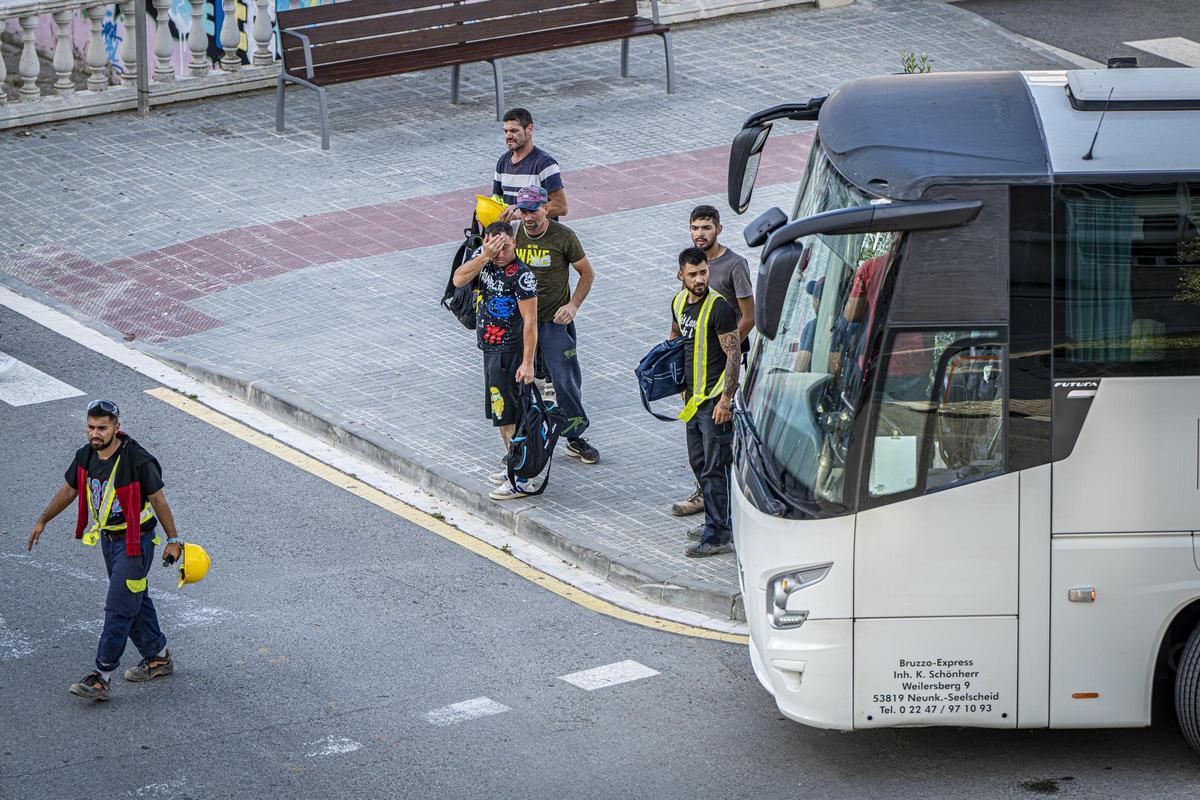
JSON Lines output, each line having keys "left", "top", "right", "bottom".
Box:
{"left": 671, "top": 205, "right": 756, "bottom": 519}
{"left": 689, "top": 205, "right": 754, "bottom": 342}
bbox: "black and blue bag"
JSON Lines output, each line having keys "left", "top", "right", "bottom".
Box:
{"left": 506, "top": 383, "right": 568, "bottom": 495}
{"left": 634, "top": 337, "right": 685, "bottom": 421}
{"left": 441, "top": 220, "right": 483, "bottom": 331}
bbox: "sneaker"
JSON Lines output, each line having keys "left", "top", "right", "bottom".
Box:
{"left": 671, "top": 487, "right": 704, "bottom": 517}
{"left": 686, "top": 525, "right": 704, "bottom": 542}
{"left": 124, "top": 651, "right": 174, "bottom": 682}
{"left": 487, "top": 471, "right": 510, "bottom": 486}
{"left": 684, "top": 540, "right": 734, "bottom": 558}
{"left": 68, "top": 671, "right": 111, "bottom": 701}
{"left": 542, "top": 382, "right": 557, "bottom": 404}
{"left": 565, "top": 437, "right": 599, "bottom": 464}
{"left": 489, "top": 480, "right": 533, "bottom": 500}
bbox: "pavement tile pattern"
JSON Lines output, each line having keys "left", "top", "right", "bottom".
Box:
{"left": 0, "top": 0, "right": 1068, "bottom": 608}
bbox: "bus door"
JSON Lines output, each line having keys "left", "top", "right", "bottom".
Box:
{"left": 851, "top": 326, "right": 1018, "bottom": 728}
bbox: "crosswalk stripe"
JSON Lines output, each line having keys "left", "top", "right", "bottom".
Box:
{"left": 426, "top": 697, "right": 511, "bottom": 726}
{"left": 1124, "top": 37, "right": 1200, "bottom": 67}
{"left": 558, "top": 659, "right": 660, "bottom": 691}
{"left": 306, "top": 735, "right": 362, "bottom": 757}
{"left": 0, "top": 352, "right": 85, "bottom": 407}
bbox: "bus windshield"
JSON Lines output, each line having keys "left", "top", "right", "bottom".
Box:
{"left": 743, "top": 144, "right": 895, "bottom": 513}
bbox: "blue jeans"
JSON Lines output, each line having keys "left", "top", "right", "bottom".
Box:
{"left": 97, "top": 530, "right": 166, "bottom": 671}
{"left": 538, "top": 320, "right": 589, "bottom": 440}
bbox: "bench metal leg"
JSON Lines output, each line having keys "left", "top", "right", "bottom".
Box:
{"left": 317, "top": 86, "right": 330, "bottom": 151}
{"left": 450, "top": 64, "right": 461, "bottom": 104}
{"left": 660, "top": 31, "right": 675, "bottom": 94}
{"left": 489, "top": 59, "right": 505, "bottom": 121}
{"left": 275, "top": 74, "right": 286, "bottom": 132}
{"left": 620, "top": 38, "right": 630, "bottom": 78}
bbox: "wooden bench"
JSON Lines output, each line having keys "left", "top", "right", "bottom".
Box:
{"left": 275, "top": 0, "right": 674, "bottom": 149}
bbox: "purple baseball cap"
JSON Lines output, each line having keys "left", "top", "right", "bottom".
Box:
{"left": 514, "top": 185, "right": 548, "bottom": 210}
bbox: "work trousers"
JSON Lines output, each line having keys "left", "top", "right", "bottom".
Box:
{"left": 538, "top": 320, "right": 589, "bottom": 440}
{"left": 686, "top": 399, "right": 733, "bottom": 546}
{"left": 97, "top": 530, "right": 166, "bottom": 671}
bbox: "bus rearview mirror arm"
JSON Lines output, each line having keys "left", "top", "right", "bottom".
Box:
{"left": 754, "top": 200, "right": 985, "bottom": 341}
{"left": 727, "top": 98, "right": 826, "bottom": 215}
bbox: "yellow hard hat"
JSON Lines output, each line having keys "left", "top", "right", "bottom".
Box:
{"left": 474, "top": 194, "right": 508, "bottom": 228}
{"left": 177, "top": 542, "right": 211, "bottom": 588}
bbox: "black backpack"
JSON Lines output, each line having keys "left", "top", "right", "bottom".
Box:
{"left": 442, "top": 222, "right": 483, "bottom": 330}
{"left": 506, "top": 383, "right": 568, "bottom": 495}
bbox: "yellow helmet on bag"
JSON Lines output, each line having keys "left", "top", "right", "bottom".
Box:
{"left": 474, "top": 194, "right": 508, "bottom": 228}
{"left": 178, "top": 542, "right": 211, "bottom": 589}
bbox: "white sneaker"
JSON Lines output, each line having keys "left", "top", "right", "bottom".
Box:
{"left": 487, "top": 471, "right": 509, "bottom": 486}
{"left": 542, "top": 382, "right": 556, "bottom": 404}
{"left": 489, "top": 480, "right": 532, "bottom": 500}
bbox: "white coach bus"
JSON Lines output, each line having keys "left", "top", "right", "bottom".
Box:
{"left": 726, "top": 67, "right": 1200, "bottom": 749}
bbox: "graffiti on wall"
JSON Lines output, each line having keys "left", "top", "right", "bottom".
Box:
{"left": 3, "top": 0, "right": 335, "bottom": 81}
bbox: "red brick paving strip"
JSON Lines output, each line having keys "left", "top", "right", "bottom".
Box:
{"left": 2, "top": 133, "right": 812, "bottom": 341}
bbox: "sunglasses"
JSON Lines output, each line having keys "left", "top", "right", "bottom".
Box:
{"left": 87, "top": 399, "right": 120, "bottom": 417}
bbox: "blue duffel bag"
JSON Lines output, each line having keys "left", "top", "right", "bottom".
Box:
{"left": 634, "top": 337, "right": 685, "bottom": 421}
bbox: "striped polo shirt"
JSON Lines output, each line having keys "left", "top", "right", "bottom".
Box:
{"left": 492, "top": 146, "right": 564, "bottom": 205}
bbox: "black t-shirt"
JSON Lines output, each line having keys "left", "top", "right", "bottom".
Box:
{"left": 65, "top": 444, "right": 163, "bottom": 533}
{"left": 476, "top": 257, "right": 538, "bottom": 353}
{"left": 674, "top": 291, "right": 737, "bottom": 396}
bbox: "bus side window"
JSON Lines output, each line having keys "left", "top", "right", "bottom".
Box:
{"left": 867, "top": 331, "right": 1005, "bottom": 499}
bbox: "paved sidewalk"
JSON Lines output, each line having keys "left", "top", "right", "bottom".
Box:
{"left": 0, "top": 0, "right": 1067, "bottom": 619}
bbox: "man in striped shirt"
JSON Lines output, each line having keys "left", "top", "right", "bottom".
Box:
{"left": 493, "top": 108, "right": 568, "bottom": 221}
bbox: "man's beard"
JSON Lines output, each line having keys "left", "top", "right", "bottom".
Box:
{"left": 90, "top": 435, "right": 115, "bottom": 451}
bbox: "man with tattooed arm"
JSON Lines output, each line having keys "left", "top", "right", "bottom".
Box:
{"left": 668, "top": 247, "right": 741, "bottom": 557}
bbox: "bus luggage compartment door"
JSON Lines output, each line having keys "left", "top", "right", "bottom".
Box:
{"left": 854, "top": 616, "right": 1017, "bottom": 728}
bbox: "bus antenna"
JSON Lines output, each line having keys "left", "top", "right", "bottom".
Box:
{"left": 1082, "top": 88, "right": 1116, "bottom": 161}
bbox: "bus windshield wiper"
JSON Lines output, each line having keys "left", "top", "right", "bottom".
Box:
{"left": 733, "top": 407, "right": 821, "bottom": 517}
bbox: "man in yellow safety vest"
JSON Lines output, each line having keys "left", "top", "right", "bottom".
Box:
{"left": 668, "top": 248, "right": 742, "bottom": 557}
{"left": 27, "top": 399, "right": 184, "bottom": 702}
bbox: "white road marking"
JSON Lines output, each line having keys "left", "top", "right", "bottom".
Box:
{"left": 306, "top": 735, "right": 362, "bottom": 757}
{"left": 0, "top": 351, "right": 84, "bottom": 407}
{"left": 0, "top": 613, "right": 35, "bottom": 660}
{"left": 558, "top": 659, "right": 660, "bottom": 691}
{"left": 426, "top": 697, "right": 511, "bottom": 726}
{"left": 0, "top": 552, "right": 237, "bottom": 657}
{"left": 1125, "top": 37, "right": 1200, "bottom": 67}
{"left": 126, "top": 778, "right": 189, "bottom": 799}
{"left": 1019, "top": 35, "right": 1104, "bottom": 69}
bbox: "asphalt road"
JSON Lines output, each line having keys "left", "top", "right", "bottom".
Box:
{"left": 955, "top": 0, "right": 1200, "bottom": 68}
{"left": 4, "top": 307, "right": 1200, "bottom": 799}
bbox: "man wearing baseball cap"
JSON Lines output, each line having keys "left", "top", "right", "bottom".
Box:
{"left": 512, "top": 185, "right": 600, "bottom": 464}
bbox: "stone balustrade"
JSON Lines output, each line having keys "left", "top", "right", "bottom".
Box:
{"left": 1, "top": 0, "right": 851, "bottom": 130}
{"left": 0, "top": 0, "right": 281, "bottom": 128}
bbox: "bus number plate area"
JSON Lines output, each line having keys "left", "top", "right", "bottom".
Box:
{"left": 854, "top": 616, "right": 1017, "bottom": 729}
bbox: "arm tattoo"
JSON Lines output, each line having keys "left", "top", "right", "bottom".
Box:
{"left": 718, "top": 331, "right": 741, "bottom": 401}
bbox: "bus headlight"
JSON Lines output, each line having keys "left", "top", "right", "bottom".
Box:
{"left": 768, "top": 563, "right": 832, "bottom": 629}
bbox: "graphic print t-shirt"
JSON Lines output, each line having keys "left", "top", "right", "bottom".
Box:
{"left": 673, "top": 291, "right": 736, "bottom": 397}
{"left": 514, "top": 220, "right": 585, "bottom": 323}
{"left": 65, "top": 444, "right": 162, "bottom": 533}
{"left": 492, "top": 147, "right": 564, "bottom": 206}
{"left": 476, "top": 258, "right": 538, "bottom": 353}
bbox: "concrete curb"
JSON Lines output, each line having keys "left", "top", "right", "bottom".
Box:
{"left": 140, "top": 345, "right": 746, "bottom": 622}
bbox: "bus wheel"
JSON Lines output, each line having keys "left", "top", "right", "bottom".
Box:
{"left": 1176, "top": 623, "right": 1200, "bottom": 754}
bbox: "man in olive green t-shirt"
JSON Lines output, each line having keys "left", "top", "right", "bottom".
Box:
{"left": 512, "top": 185, "right": 600, "bottom": 464}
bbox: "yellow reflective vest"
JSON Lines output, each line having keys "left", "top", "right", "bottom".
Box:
{"left": 81, "top": 455, "right": 155, "bottom": 546}
{"left": 672, "top": 288, "right": 728, "bottom": 422}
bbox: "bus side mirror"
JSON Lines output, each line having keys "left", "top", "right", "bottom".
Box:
{"left": 755, "top": 241, "right": 805, "bottom": 340}
{"left": 728, "top": 124, "right": 771, "bottom": 215}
